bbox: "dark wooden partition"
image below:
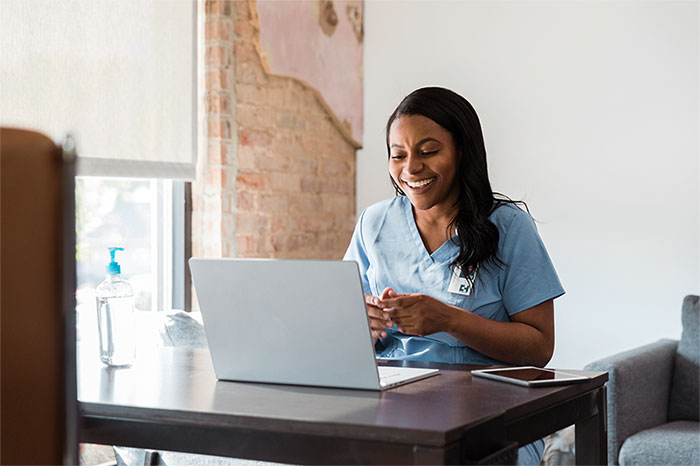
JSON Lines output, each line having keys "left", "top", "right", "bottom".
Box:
{"left": 1, "top": 128, "right": 78, "bottom": 464}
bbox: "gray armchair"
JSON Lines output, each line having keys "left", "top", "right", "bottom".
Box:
{"left": 584, "top": 295, "right": 699, "bottom": 465}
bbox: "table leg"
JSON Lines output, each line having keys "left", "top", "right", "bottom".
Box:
{"left": 575, "top": 386, "right": 607, "bottom": 465}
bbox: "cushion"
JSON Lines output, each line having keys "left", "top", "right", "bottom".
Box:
{"left": 618, "top": 421, "right": 699, "bottom": 466}
{"left": 668, "top": 295, "right": 700, "bottom": 421}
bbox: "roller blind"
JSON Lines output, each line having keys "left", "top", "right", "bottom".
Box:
{"left": 0, "top": 0, "right": 200, "bottom": 179}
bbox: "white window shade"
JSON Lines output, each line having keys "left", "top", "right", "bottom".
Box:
{"left": 0, "top": 0, "right": 199, "bottom": 180}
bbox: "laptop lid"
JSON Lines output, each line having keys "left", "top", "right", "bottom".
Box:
{"left": 189, "top": 258, "right": 384, "bottom": 390}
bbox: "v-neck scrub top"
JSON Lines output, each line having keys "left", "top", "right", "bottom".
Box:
{"left": 343, "top": 195, "right": 565, "bottom": 366}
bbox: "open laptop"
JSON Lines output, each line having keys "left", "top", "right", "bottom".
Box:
{"left": 189, "top": 258, "right": 439, "bottom": 390}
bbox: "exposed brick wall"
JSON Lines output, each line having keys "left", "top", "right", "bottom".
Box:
{"left": 191, "top": 0, "right": 359, "bottom": 306}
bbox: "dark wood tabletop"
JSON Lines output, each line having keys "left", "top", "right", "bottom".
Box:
{"left": 78, "top": 346, "right": 607, "bottom": 465}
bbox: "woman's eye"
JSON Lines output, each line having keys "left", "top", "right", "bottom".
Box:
{"left": 391, "top": 154, "right": 406, "bottom": 160}
{"left": 421, "top": 150, "right": 438, "bottom": 156}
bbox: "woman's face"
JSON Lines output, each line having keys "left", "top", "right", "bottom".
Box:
{"left": 388, "top": 114, "right": 459, "bottom": 213}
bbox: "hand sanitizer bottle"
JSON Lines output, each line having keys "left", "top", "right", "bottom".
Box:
{"left": 95, "top": 247, "right": 136, "bottom": 366}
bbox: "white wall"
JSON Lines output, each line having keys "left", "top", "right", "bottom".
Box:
{"left": 360, "top": 0, "right": 700, "bottom": 369}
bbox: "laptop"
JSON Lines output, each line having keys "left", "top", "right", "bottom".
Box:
{"left": 189, "top": 258, "right": 439, "bottom": 390}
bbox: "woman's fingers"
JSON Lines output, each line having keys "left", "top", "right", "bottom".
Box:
{"left": 379, "top": 296, "right": 407, "bottom": 309}
{"left": 367, "top": 305, "right": 391, "bottom": 324}
{"left": 380, "top": 287, "right": 394, "bottom": 300}
{"left": 365, "top": 294, "right": 391, "bottom": 330}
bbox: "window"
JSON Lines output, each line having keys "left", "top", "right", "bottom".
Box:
{"left": 75, "top": 178, "right": 187, "bottom": 342}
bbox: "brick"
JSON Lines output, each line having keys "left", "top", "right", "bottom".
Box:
{"left": 222, "top": 191, "right": 235, "bottom": 213}
{"left": 222, "top": 213, "right": 235, "bottom": 237}
{"left": 299, "top": 214, "right": 334, "bottom": 233}
{"left": 316, "top": 234, "right": 336, "bottom": 255}
{"left": 235, "top": 60, "right": 268, "bottom": 86}
{"left": 237, "top": 173, "right": 267, "bottom": 190}
{"left": 300, "top": 91, "right": 321, "bottom": 113}
{"left": 222, "top": 239, "right": 236, "bottom": 258}
{"left": 281, "top": 88, "right": 301, "bottom": 110}
{"left": 234, "top": 41, "right": 260, "bottom": 65}
{"left": 206, "top": 143, "right": 234, "bottom": 166}
{"left": 300, "top": 137, "right": 321, "bottom": 154}
{"left": 236, "top": 104, "right": 276, "bottom": 128}
{"left": 267, "top": 75, "right": 289, "bottom": 90}
{"left": 205, "top": 165, "right": 223, "bottom": 187}
{"left": 333, "top": 177, "right": 354, "bottom": 194}
{"left": 334, "top": 213, "right": 356, "bottom": 232}
{"left": 259, "top": 194, "right": 288, "bottom": 213}
{"left": 335, "top": 138, "right": 356, "bottom": 157}
{"left": 237, "top": 190, "right": 257, "bottom": 211}
{"left": 207, "top": 69, "right": 231, "bottom": 90}
{"left": 234, "top": 19, "right": 256, "bottom": 39}
{"left": 235, "top": 83, "right": 265, "bottom": 104}
{"left": 222, "top": 142, "right": 236, "bottom": 165}
{"left": 310, "top": 117, "right": 335, "bottom": 140}
{"left": 207, "top": 143, "right": 224, "bottom": 165}
{"left": 237, "top": 235, "right": 262, "bottom": 256}
{"left": 321, "top": 194, "right": 353, "bottom": 214}
{"left": 208, "top": 117, "right": 232, "bottom": 139}
{"left": 288, "top": 158, "right": 318, "bottom": 173}
{"left": 269, "top": 214, "right": 298, "bottom": 233}
{"left": 236, "top": 212, "right": 269, "bottom": 233}
{"left": 207, "top": 93, "right": 233, "bottom": 115}
{"left": 206, "top": 0, "right": 232, "bottom": 16}
{"left": 270, "top": 132, "right": 305, "bottom": 158}
{"left": 236, "top": 145, "right": 257, "bottom": 171}
{"left": 271, "top": 234, "right": 311, "bottom": 253}
{"left": 319, "top": 159, "right": 349, "bottom": 177}
{"left": 234, "top": 0, "right": 250, "bottom": 19}
{"left": 288, "top": 194, "right": 322, "bottom": 213}
{"left": 269, "top": 173, "right": 301, "bottom": 192}
{"left": 276, "top": 113, "right": 307, "bottom": 131}
{"left": 206, "top": 18, "right": 233, "bottom": 42}
{"left": 239, "top": 128, "right": 272, "bottom": 147}
{"left": 221, "top": 166, "right": 236, "bottom": 189}
{"left": 266, "top": 87, "right": 286, "bottom": 107}
{"left": 206, "top": 94, "right": 221, "bottom": 113}
{"left": 257, "top": 154, "right": 289, "bottom": 172}
{"left": 206, "top": 45, "right": 232, "bottom": 66}
{"left": 300, "top": 176, "right": 322, "bottom": 193}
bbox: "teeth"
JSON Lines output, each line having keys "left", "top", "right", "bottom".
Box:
{"left": 404, "top": 177, "right": 435, "bottom": 188}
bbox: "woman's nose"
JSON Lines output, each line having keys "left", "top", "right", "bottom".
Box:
{"left": 405, "top": 153, "right": 423, "bottom": 174}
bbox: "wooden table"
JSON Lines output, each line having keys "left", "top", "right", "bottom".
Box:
{"left": 78, "top": 346, "right": 607, "bottom": 464}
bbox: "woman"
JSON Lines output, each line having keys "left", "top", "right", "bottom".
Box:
{"left": 344, "top": 87, "right": 564, "bottom": 465}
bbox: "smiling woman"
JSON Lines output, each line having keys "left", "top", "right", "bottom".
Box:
{"left": 343, "top": 87, "right": 565, "bottom": 466}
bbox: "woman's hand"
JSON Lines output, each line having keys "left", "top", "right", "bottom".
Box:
{"left": 372, "top": 288, "right": 555, "bottom": 366}
{"left": 377, "top": 288, "right": 456, "bottom": 337}
{"left": 364, "top": 292, "right": 392, "bottom": 339}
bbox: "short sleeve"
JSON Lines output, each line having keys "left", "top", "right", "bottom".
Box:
{"left": 343, "top": 208, "right": 372, "bottom": 295}
{"left": 497, "top": 209, "right": 565, "bottom": 316}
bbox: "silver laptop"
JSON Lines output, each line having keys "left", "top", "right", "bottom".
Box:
{"left": 189, "top": 258, "right": 439, "bottom": 390}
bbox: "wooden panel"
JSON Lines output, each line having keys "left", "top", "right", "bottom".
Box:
{"left": 1, "top": 128, "right": 76, "bottom": 464}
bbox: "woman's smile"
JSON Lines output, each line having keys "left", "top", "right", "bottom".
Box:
{"left": 402, "top": 176, "right": 436, "bottom": 190}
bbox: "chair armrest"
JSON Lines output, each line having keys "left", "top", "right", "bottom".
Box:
{"left": 584, "top": 339, "right": 678, "bottom": 465}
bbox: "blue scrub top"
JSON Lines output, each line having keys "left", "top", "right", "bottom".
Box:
{"left": 343, "top": 196, "right": 565, "bottom": 365}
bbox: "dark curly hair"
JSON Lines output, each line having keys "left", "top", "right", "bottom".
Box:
{"left": 385, "top": 87, "right": 527, "bottom": 281}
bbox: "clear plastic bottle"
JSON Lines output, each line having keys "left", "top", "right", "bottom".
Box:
{"left": 95, "top": 247, "right": 136, "bottom": 366}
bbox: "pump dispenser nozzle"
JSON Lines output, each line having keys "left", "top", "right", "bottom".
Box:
{"left": 106, "top": 247, "right": 124, "bottom": 275}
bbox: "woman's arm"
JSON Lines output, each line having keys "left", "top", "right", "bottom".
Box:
{"left": 380, "top": 292, "right": 555, "bottom": 367}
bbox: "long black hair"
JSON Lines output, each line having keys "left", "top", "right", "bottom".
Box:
{"left": 385, "top": 87, "right": 526, "bottom": 280}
